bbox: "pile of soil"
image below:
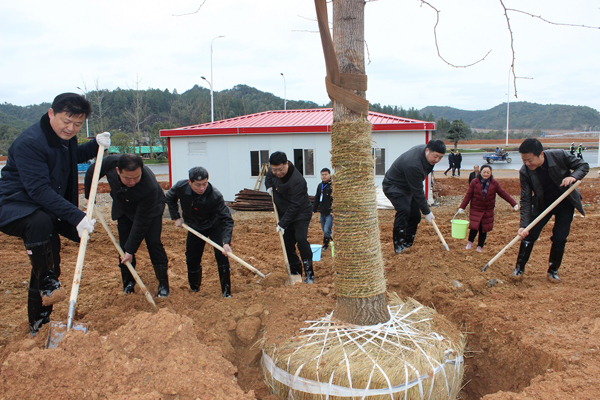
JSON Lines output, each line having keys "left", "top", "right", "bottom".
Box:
{"left": 1, "top": 171, "right": 599, "bottom": 399}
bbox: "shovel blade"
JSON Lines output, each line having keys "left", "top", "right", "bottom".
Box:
{"left": 46, "top": 321, "right": 88, "bottom": 349}
{"left": 287, "top": 275, "right": 303, "bottom": 285}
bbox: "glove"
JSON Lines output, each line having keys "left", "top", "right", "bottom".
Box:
{"left": 266, "top": 187, "right": 273, "bottom": 195}
{"left": 76, "top": 216, "right": 96, "bottom": 237}
{"left": 424, "top": 213, "right": 434, "bottom": 223}
{"left": 514, "top": 204, "right": 519, "bottom": 211}
{"left": 276, "top": 225, "right": 285, "bottom": 235}
{"left": 175, "top": 218, "right": 183, "bottom": 227}
{"left": 96, "top": 132, "right": 111, "bottom": 147}
{"left": 458, "top": 208, "right": 464, "bottom": 213}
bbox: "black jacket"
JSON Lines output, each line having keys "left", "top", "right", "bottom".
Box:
{"left": 382, "top": 144, "right": 434, "bottom": 215}
{"left": 454, "top": 153, "right": 462, "bottom": 167}
{"left": 84, "top": 155, "right": 165, "bottom": 255}
{"left": 265, "top": 162, "right": 312, "bottom": 229}
{"left": 519, "top": 149, "right": 588, "bottom": 227}
{"left": 165, "top": 180, "right": 233, "bottom": 244}
{"left": 0, "top": 114, "right": 99, "bottom": 228}
{"left": 312, "top": 180, "right": 332, "bottom": 215}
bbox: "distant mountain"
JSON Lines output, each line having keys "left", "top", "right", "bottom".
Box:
{"left": 420, "top": 102, "right": 600, "bottom": 131}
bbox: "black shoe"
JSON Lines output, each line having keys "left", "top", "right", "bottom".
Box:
{"left": 547, "top": 270, "right": 561, "bottom": 282}
{"left": 188, "top": 266, "right": 202, "bottom": 292}
{"left": 123, "top": 281, "right": 136, "bottom": 294}
{"left": 511, "top": 240, "right": 534, "bottom": 279}
{"left": 303, "top": 260, "right": 314, "bottom": 284}
{"left": 120, "top": 265, "right": 136, "bottom": 294}
{"left": 153, "top": 265, "right": 170, "bottom": 298}
{"left": 322, "top": 237, "right": 330, "bottom": 251}
{"left": 511, "top": 266, "right": 524, "bottom": 278}
{"left": 393, "top": 229, "right": 408, "bottom": 253}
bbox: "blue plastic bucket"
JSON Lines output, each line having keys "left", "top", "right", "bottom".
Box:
{"left": 311, "top": 244, "right": 322, "bottom": 261}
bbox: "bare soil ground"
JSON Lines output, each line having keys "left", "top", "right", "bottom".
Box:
{"left": 1, "top": 171, "right": 599, "bottom": 399}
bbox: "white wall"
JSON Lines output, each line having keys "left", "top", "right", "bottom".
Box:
{"left": 168, "top": 130, "right": 430, "bottom": 201}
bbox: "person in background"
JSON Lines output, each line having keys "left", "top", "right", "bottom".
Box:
{"left": 569, "top": 142, "right": 576, "bottom": 155}
{"left": 512, "top": 138, "right": 589, "bottom": 282}
{"left": 444, "top": 149, "right": 454, "bottom": 176}
{"left": 576, "top": 144, "right": 584, "bottom": 160}
{"left": 468, "top": 165, "right": 480, "bottom": 185}
{"left": 383, "top": 140, "right": 446, "bottom": 253}
{"left": 312, "top": 167, "right": 333, "bottom": 251}
{"left": 265, "top": 151, "right": 314, "bottom": 283}
{"left": 458, "top": 164, "right": 518, "bottom": 252}
{"left": 84, "top": 154, "right": 169, "bottom": 297}
{"left": 165, "top": 166, "right": 234, "bottom": 297}
{"left": 453, "top": 150, "right": 463, "bottom": 177}
{"left": 0, "top": 93, "right": 110, "bottom": 336}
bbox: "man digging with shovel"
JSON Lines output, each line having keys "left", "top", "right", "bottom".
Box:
{"left": 0, "top": 93, "right": 110, "bottom": 336}
{"left": 165, "top": 166, "right": 234, "bottom": 297}
{"left": 265, "top": 151, "right": 314, "bottom": 284}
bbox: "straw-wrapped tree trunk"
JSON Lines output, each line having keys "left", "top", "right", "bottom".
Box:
{"left": 315, "top": 0, "right": 390, "bottom": 325}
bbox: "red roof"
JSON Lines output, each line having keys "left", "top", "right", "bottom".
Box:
{"left": 160, "top": 108, "right": 435, "bottom": 137}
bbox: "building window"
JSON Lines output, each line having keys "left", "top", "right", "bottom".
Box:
{"left": 250, "top": 150, "right": 270, "bottom": 176}
{"left": 293, "top": 148, "right": 315, "bottom": 176}
{"left": 188, "top": 141, "right": 207, "bottom": 155}
{"left": 372, "top": 147, "right": 386, "bottom": 175}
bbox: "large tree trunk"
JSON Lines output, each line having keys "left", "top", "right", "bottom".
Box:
{"left": 317, "top": 0, "right": 389, "bottom": 325}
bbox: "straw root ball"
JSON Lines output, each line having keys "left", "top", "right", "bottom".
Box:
{"left": 262, "top": 294, "right": 465, "bottom": 399}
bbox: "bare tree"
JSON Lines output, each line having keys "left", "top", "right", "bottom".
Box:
{"left": 88, "top": 79, "right": 110, "bottom": 133}
{"left": 124, "top": 75, "right": 151, "bottom": 157}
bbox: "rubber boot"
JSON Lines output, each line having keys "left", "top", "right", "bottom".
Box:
{"left": 25, "top": 240, "right": 66, "bottom": 306}
{"left": 393, "top": 229, "right": 408, "bottom": 253}
{"left": 153, "top": 264, "right": 170, "bottom": 297}
{"left": 322, "top": 237, "right": 330, "bottom": 250}
{"left": 27, "top": 288, "right": 52, "bottom": 336}
{"left": 217, "top": 264, "right": 232, "bottom": 298}
{"left": 303, "top": 260, "right": 314, "bottom": 284}
{"left": 120, "top": 265, "right": 136, "bottom": 294}
{"left": 404, "top": 233, "right": 416, "bottom": 250}
{"left": 547, "top": 244, "right": 564, "bottom": 283}
{"left": 188, "top": 265, "right": 202, "bottom": 292}
{"left": 290, "top": 260, "right": 303, "bottom": 277}
{"left": 512, "top": 240, "right": 534, "bottom": 279}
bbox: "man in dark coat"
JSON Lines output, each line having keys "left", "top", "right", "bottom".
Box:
{"left": 383, "top": 140, "right": 446, "bottom": 253}
{"left": 468, "top": 165, "right": 479, "bottom": 184}
{"left": 513, "top": 138, "right": 589, "bottom": 282}
{"left": 166, "top": 166, "right": 234, "bottom": 297}
{"left": 444, "top": 149, "right": 454, "bottom": 176}
{"left": 312, "top": 167, "right": 333, "bottom": 250}
{"left": 84, "top": 154, "right": 169, "bottom": 296}
{"left": 0, "top": 93, "right": 110, "bottom": 335}
{"left": 265, "top": 151, "right": 314, "bottom": 283}
{"left": 453, "top": 150, "right": 463, "bottom": 176}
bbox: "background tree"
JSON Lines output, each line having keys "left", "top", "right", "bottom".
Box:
{"left": 124, "top": 76, "right": 151, "bottom": 155}
{"left": 446, "top": 118, "right": 471, "bottom": 149}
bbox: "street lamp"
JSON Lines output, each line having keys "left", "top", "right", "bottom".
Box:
{"left": 204, "top": 35, "right": 225, "bottom": 123}
{"left": 280, "top": 73, "right": 287, "bottom": 110}
{"left": 77, "top": 86, "right": 90, "bottom": 138}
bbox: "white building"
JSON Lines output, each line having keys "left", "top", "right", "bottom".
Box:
{"left": 160, "top": 109, "right": 435, "bottom": 202}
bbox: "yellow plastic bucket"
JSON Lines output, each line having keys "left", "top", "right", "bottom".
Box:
{"left": 451, "top": 210, "right": 469, "bottom": 239}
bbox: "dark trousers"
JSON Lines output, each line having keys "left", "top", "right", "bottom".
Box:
{"left": 283, "top": 217, "right": 312, "bottom": 274}
{"left": 385, "top": 191, "right": 422, "bottom": 239}
{"left": 117, "top": 214, "right": 168, "bottom": 269}
{"left": 524, "top": 203, "right": 574, "bottom": 249}
{"left": 0, "top": 209, "right": 80, "bottom": 280}
{"left": 185, "top": 224, "right": 229, "bottom": 270}
{"left": 468, "top": 223, "right": 487, "bottom": 248}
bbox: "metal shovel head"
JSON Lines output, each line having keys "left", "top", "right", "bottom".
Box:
{"left": 46, "top": 321, "right": 88, "bottom": 349}
{"left": 287, "top": 274, "right": 303, "bottom": 285}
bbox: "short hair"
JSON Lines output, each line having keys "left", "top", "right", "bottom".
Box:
{"left": 51, "top": 93, "right": 92, "bottom": 118}
{"left": 519, "top": 138, "right": 544, "bottom": 156}
{"left": 189, "top": 166, "right": 209, "bottom": 182}
{"left": 118, "top": 154, "right": 144, "bottom": 172}
{"left": 480, "top": 164, "right": 492, "bottom": 173}
{"left": 320, "top": 168, "right": 331, "bottom": 174}
{"left": 269, "top": 151, "right": 287, "bottom": 165}
{"left": 426, "top": 140, "right": 446, "bottom": 154}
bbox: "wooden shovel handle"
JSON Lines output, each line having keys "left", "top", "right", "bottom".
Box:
{"left": 181, "top": 223, "right": 265, "bottom": 278}
{"left": 482, "top": 180, "right": 582, "bottom": 272}
{"left": 67, "top": 144, "right": 105, "bottom": 331}
{"left": 95, "top": 208, "right": 159, "bottom": 311}
{"left": 269, "top": 192, "right": 293, "bottom": 277}
{"left": 430, "top": 218, "right": 450, "bottom": 251}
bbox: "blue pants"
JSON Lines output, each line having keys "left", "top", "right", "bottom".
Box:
{"left": 320, "top": 214, "right": 333, "bottom": 239}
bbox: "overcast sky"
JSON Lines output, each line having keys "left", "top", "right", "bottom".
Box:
{"left": 1, "top": 0, "right": 599, "bottom": 113}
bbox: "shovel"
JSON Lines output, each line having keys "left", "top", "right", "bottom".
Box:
{"left": 482, "top": 180, "right": 581, "bottom": 272}
{"left": 47, "top": 143, "right": 106, "bottom": 348}
{"left": 269, "top": 192, "right": 302, "bottom": 285}
{"left": 95, "top": 208, "right": 159, "bottom": 311}
{"left": 181, "top": 222, "right": 266, "bottom": 278}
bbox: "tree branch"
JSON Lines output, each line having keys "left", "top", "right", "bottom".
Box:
{"left": 172, "top": 0, "right": 208, "bottom": 17}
